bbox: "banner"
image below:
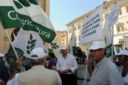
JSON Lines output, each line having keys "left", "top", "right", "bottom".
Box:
{"left": 12, "top": 0, "right": 56, "bottom": 43}
{"left": 0, "top": 0, "right": 21, "bottom": 29}
{"left": 80, "top": 8, "right": 103, "bottom": 44}
{"left": 104, "top": 5, "right": 119, "bottom": 57}
{"left": 104, "top": 5, "right": 119, "bottom": 46}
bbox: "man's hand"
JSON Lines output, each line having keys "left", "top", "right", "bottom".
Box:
{"left": 16, "top": 58, "right": 21, "bottom": 70}
{"left": 58, "top": 69, "right": 72, "bottom": 74}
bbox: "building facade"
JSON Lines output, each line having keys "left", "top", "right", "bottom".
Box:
{"left": 67, "top": 0, "right": 128, "bottom": 50}
{"left": 113, "top": 1, "right": 128, "bottom": 49}
{"left": 67, "top": 15, "right": 85, "bottom": 47}
{"left": 0, "top": 0, "right": 50, "bottom": 53}
{"left": 67, "top": 6, "right": 100, "bottom": 51}
{"left": 54, "top": 31, "right": 68, "bottom": 46}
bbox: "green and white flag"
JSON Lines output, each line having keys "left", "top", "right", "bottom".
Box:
{"left": 11, "top": 0, "right": 57, "bottom": 57}
{"left": 0, "top": 0, "right": 21, "bottom": 29}
{"left": 12, "top": 28, "right": 45, "bottom": 58}
{"left": 12, "top": 0, "right": 56, "bottom": 43}
{"left": 104, "top": 5, "right": 119, "bottom": 57}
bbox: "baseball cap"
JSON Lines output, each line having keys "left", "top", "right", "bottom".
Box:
{"left": 0, "top": 53, "right": 5, "bottom": 58}
{"left": 60, "top": 45, "right": 67, "bottom": 50}
{"left": 28, "top": 47, "right": 48, "bottom": 60}
{"left": 116, "top": 50, "right": 128, "bottom": 56}
{"left": 0, "top": 53, "right": 4, "bottom": 57}
{"left": 89, "top": 41, "right": 106, "bottom": 50}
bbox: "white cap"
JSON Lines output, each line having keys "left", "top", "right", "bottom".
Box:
{"left": 116, "top": 50, "right": 128, "bottom": 56}
{"left": 89, "top": 41, "right": 106, "bottom": 50}
{"left": 0, "top": 53, "right": 4, "bottom": 57}
{"left": 60, "top": 45, "right": 67, "bottom": 50}
{"left": 28, "top": 47, "right": 48, "bottom": 60}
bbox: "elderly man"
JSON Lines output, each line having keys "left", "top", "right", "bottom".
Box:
{"left": 56, "top": 45, "right": 78, "bottom": 85}
{"left": 116, "top": 50, "right": 128, "bottom": 85}
{"left": 88, "top": 41, "right": 124, "bottom": 85}
{"left": 7, "top": 47, "right": 61, "bottom": 85}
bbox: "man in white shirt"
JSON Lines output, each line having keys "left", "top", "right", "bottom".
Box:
{"left": 56, "top": 45, "right": 78, "bottom": 85}
{"left": 124, "top": 74, "right": 128, "bottom": 85}
{"left": 88, "top": 41, "right": 124, "bottom": 85}
{"left": 116, "top": 50, "right": 128, "bottom": 85}
{"left": 7, "top": 47, "right": 62, "bottom": 85}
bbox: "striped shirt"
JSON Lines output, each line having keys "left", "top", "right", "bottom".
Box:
{"left": 89, "top": 57, "right": 124, "bottom": 85}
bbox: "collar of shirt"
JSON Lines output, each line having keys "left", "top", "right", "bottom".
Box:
{"left": 32, "top": 65, "right": 45, "bottom": 69}
{"left": 61, "top": 54, "right": 70, "bottom": 59}
{"left": 95, "top": 57, "right": 107, "bottom": 68}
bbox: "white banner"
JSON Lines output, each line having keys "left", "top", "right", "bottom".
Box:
{"left": 80, "top": 8, "right": 103, "bottom": 44}
{"left": 104, "top": 5, "right": 119, "bottom": 46}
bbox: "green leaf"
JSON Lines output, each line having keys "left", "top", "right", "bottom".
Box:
{"left": 26, "top": 45, "right": 30, "bottom": 49}
{"left": 13, "top": 0, "right": 23, "bottom": 9}
{"left": 30, "top": 40, "right": 36, "bottom": 43}
{"left": 30, "top": 43, "right": 35, "bottom": 49}
{"left": 18, "top": 0, "right": 30, "bottom": 7}
{"left": 28, "top": 0, "right": 38, "bottom": 5}
{"left": 26, "top": 50, "right": 30, "bottom": 54}
{"left": 30, "top": 34, "right": 33, "bottom": 40}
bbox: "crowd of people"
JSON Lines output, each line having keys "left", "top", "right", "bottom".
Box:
{"left": 0, "top": 45, "right": 78, "bottom": 85}
{"left": 0, "top": 41, "right": 128, "bottom": 85}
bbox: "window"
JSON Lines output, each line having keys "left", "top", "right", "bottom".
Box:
{"left": 117, "top": 27, "right": 120, "bottom": 32}
{"left": 116, "top": 23, "right": 124, "bottom": 32}
{"left": 73, "top": 27, "right": 76, "bottom": 31}
{"left": 119, "top": 8, "right": 122, "bottom": 15}
{"left": 119, "top": 40, "right": 124, "bottom": 46}
{"left": 126, "top": 6, "right": 128, "bottom": 13}
{"left": 78, "top": 25, "right": 81, "bottom": 30}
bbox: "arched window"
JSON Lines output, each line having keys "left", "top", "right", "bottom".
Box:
{"left": 119, "top": 8, "right": 122, "bottom": 15}
{"left": 116, "top": 23, "right": 124, "bottom": 32}
{"left": 126, "top": 6, "right": 128, "bottom": 13}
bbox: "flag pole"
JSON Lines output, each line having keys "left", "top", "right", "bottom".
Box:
{"left": 84, "top": 43, "right": 90, "bottom": 85}
{"left": 5, "top": 30, "right": 20, "bottom": 60}
{"left": 111, "top": 25, "right": 115, "bottom": 61}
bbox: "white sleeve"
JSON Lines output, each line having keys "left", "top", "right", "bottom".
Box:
{"left": 108, "top": 66, "right": 125, "bottom": 85}
{"left": 70, "top": 56, "right": 78, "bottom": 73}
{"left": 56, "top": 58, "right": 61, "bottom": 70}
{"left": 124, "top": 74, "right": 128, "bottom": 85}
{"left": 7, "top": 73, "right": 19, "bottom": 85}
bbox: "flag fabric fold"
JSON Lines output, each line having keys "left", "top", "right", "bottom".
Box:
{"left": 12, "top": 0, "right": 56, "bottom": 43}
{"left": 104, "top": 5, "right": 119, "bottom": 57}
{"left": 12, "top": 28, "right": 45, "bottom": 58}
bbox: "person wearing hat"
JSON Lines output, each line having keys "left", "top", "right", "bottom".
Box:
{"left": 7, "top": 47, "right": 62, "bottom": 85}
{"left": 0, "top": 53, "right": 10, "bottom": 85}
{"left": 56, "top": 45, "right": 78, "bottom": 85}
{"left": 116, "top": 50, "right": 128, "bottom": 85}
{"left": 88, "top": 41, "right": 124, "bottom": 85}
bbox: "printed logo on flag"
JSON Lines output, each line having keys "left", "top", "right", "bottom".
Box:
{"left": 13, "top": 0, "right": 38, "bottom": 9}
{"left": 12, "top": 0, "right": 56, "bottom": 43}
{"left": 0, "top": 6, "right": 21, "bottom": 29}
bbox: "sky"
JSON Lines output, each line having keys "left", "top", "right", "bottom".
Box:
{"left": 50, "top": 0, "right": 106, "bottom": 31}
